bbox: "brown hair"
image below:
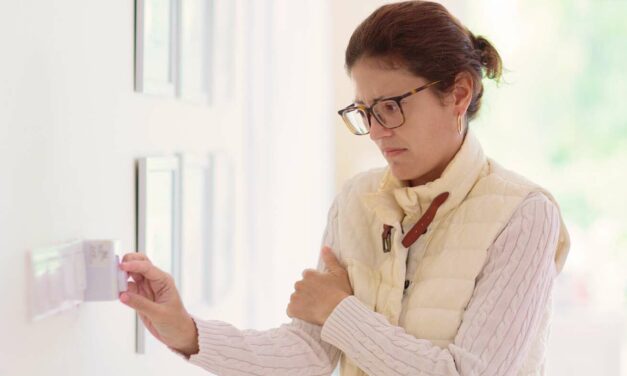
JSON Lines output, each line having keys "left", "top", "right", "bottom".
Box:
{"left": 345, "top": 1, "right": 503, "bottom": 123}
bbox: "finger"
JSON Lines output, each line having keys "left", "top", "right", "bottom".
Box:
{"left": 127, "top": 281, "right": 154, "bottom": 302}
{"left": 128, "top": 271, "right": 144, "bottom": 285}
{"left": 118, "top": 258, "right": 145, "bottom": 284}
{"left": 321, "top": 247, "right": 342, "bottom": 272}
{"left": 127, "top": 281, "right": 139, "bottom": 295}
{"left": 121, "top": 255, "right": 150, "bottom": 284}
{"left": 120, "top": 260, "right": 167, "bottom": 281}
{"left": 119, "top": 291, "right": 161, "bottom": 317}
{"left": 139, "top": 278, "right": 156, "bottom": 302}
{"left": 294, "top": 280, "right": 305, "bottom": 291}
{"left": 301, "top": 268, "right": 318, "bottom": 279}
{"left": 286, "top": 298, "right": 298, "bottom": 318}
{"left": 122, "top": 252, "right": 149, "bottom": 263}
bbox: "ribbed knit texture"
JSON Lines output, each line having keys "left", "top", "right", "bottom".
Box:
{"left": 183, "top": 192, "right": 559, "bottom": 375}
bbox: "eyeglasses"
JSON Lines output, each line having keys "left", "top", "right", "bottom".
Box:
{"left": 337, "top": 80, "right": 441, "bottom": 135}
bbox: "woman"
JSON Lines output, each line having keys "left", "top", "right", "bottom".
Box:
{"left": 120, "top": 1, "right": 570, "bottom": 375}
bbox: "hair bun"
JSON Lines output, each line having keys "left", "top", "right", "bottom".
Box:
{"left": 470, "top": 34, "right": 488, "bottom": 63}
{"left": 475, "top": 38, "right": 487, "bottom": 51}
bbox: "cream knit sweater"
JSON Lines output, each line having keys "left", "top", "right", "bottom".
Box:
{"left": 180, "top": 133, "right": 568, "bottom": 375}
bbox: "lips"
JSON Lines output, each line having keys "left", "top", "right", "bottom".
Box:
{"left": 382, "top": 147, "right": 407, "bottom": 157}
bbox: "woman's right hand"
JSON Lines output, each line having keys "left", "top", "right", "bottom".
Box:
{"left": 119, "top": 253, "right": 199, "bottom": 356}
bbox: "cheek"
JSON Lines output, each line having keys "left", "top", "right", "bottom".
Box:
{"left": 405, "top": 94, "right": 450, "bottom": 130}
{"left": 400, "top": 117, "right": 441, "bottom": 151}
{"left": 406, "top": 142, "right": 440, "bottom": 168}
{"left": 395, "top": 119, "right": 448, "bottom": 165}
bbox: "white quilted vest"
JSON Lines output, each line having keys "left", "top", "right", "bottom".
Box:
{"left": 334, "top": 131, "right": 570, "bottom": 375}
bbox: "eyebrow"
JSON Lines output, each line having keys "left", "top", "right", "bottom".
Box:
{"left": 353, "top": 95, "right": 385, "bottom": 105}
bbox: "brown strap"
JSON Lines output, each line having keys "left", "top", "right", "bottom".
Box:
{"left": 401, "top": 192, "right": 450, "bottom": 248}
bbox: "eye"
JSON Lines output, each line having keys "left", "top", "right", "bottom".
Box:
{"left": 380, "top": 100, "right": 400, "bottom": 113}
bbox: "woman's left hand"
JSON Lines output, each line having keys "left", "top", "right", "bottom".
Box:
{"left": 286, "top": 246, "right": 353, "bottom": 326}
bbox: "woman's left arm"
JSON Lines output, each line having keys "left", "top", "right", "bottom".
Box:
{"left": 317, "top": 192, "right": 561, "bottom": 376}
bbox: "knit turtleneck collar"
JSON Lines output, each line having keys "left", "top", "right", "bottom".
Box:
{"left": 361, "top": 130, "right": 488, "bottom": 226}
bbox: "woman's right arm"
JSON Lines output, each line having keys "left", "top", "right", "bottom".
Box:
{"left": 186, "top": 316, "right": 339, "bottom": 375}
{"left": 119, "top": 198, "right": 342, "bottom": 376}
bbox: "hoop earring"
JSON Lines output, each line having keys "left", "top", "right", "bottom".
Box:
{"left": 457, "top": 114, "right": 464, "bottom": 135}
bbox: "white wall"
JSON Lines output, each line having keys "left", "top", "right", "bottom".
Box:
{"left": 0, "top": 0, "right": 245, "bottom": 374}
{"left": 0, "top": 0, "right": 333, "bottom": 375}
{"left": 242, "top": 0, "right": 334, "bottom": 330}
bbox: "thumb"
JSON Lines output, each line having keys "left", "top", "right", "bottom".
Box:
{"left": 321, "top": 247, "right": 343, "bottom": 272}
{"left": 120, "top": 291, "right": 161, "bottom": 317}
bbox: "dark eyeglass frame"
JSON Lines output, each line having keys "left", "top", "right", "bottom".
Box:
{"left": 337, "top": 80, "right": 441, "bottom": 135}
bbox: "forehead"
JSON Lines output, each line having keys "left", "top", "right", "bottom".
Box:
{"left": 350, "top": 58, "right": 426, "bottom": 104}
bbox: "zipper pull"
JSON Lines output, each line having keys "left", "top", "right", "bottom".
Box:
{"left": 381, "top": 224, "right": 392, "bottom": 253}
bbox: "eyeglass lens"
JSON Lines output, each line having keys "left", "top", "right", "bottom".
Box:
{"left": 342, "top": 100, "right": 404, "bottom": 135}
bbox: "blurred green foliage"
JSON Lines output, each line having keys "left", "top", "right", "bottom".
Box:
{"left": 467, "top": 0, "right": 627, "bottom": 232}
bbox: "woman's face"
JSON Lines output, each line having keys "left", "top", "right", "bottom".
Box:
{"left": 350, "top": 57, "right": 472, "bottom": 186}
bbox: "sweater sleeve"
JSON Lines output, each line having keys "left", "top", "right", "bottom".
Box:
{"left": 183, "top": 198, "right": 342, "bottom": 375}
{"left": 319, "top": 192, "right": 561, "bottom": 376}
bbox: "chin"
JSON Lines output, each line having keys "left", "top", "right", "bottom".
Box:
{"left": 388, "top": 164, "right": 416, "bottom": 183}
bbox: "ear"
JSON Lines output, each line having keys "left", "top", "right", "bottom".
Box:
{"left": 451, "top": 71, "right": 474, "bottom": 116}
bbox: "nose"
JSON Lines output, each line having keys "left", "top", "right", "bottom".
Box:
{"left": 369, "top": 115, "right": 393, "bottom": 141}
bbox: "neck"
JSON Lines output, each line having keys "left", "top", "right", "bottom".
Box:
{"left": 408, "top": 165, "right": 446, "bottom": 187}
{"left": 407, "top": 139, "right": 464, "bottom": 187}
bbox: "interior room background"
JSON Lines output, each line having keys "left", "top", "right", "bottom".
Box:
{"left": 0, "top": 0, "right": 625, "bottom": 375}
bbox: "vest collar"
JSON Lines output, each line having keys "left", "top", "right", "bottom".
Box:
{"left": 361, "top": 130, "right": 487, "bottom": 226}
